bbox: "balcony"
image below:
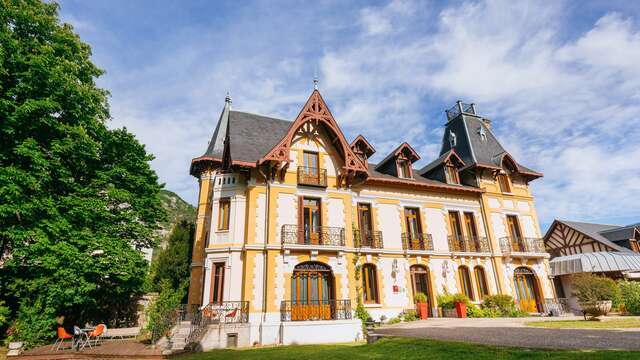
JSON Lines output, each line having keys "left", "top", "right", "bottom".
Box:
{"left": 448, "top": 235, "right": 490, "bottom": 253}
{"left": 280, "top": 299, "right": 352, "bottom": 321}
{"left": 499, "top": 236, "right": 546, "bottom": 255}
{"left": 401, "top": 233, "right": 434, "bottom": 251}
{"left": 353, "top": 229, "right": 383, "bottom": 249}
{"left": 297, "top": 166, "right": 327, "bottom": 187}
{"left": 281, "top": 224, "right": 345, "bottom": 247}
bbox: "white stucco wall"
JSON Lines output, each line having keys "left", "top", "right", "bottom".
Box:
{"left": 276, "top": 193, "right": 297, "bottom": 242}
{"left": 425, "top": 208, "right": 448, "bottom": 251}
{"left": 377, "top": 203, "right": 402, "bottom": 249}
{"left": 327, "top": 198, "right": 345, "bottom": 228}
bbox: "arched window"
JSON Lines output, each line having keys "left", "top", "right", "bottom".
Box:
{"left": 458, "top": 265, "right": 474, "bottom": 300}
{"left": 362, "top": 264, "right": 379, "bottom": 304}
{"left": 474, "top": 266, "right": 489, "bottom": 298}
{"left": 290, "top": 262, "right": 334, "bottom": 320}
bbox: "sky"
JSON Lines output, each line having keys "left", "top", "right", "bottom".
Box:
{"left": 56, "top": 0, "right": 640, "bottom": 231}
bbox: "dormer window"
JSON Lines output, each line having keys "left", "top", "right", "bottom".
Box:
{"left": 399, "top": 160, "right": 412, "bottom": 179}
{"left": 497, "top": 173, "right": 511, "bottom": 193}
{"left": 449, "top": 131, "right": 457, "bottom": 147}
{"left": 445, "top": 164, "right": 459, "bottom": 185}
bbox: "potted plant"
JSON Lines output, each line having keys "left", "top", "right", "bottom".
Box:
{"left": 414, "top": 292, "right": 429, "bottom": 320}
{"left": 452, "top": 293, "right": 470, "bottom": 318}
{"left": 571, "top": 273, "right": 618, "bottom": 320}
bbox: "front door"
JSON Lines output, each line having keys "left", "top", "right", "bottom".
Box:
{"left": 464, "top": 212, "right": 479, "bottom": 251}
{"left": 291, "top": 263, "right": 334, "bottom": 320}
{"left": 514, "top": 268, "right": 539, "bottom": 312}
{"left": 302, "top": 198, "right": 321, "bottom": 244}
{"left": 411, "top": 266, "right": 432, "bottom": 316}
{"left": 357, "top": 203, "right": 373, "bottom": 247}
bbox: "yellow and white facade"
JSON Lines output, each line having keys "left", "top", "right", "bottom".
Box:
{"left": 187, "top": 89, "right": 552, "bottom": 347}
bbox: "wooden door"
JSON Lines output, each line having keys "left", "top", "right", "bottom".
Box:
{"left": 514, "top": 270, "right": 539, "bottom": 312}
{"left": 506, "top": 215, "right": 524, "bottom": 251}
{"left": 404, "top": 208, "right": 422, "bottom": 248}
{"left": 411, "top": 266, "right": 432, "bottom": 316}
{"left": 449, "top": 211, "right": 463, "bottom": 239}
{"left": 291, "top": 264, "right": 334, "bottom": 320}
{"left": 302, "top": 198, "right": 321, "bottom": 244}
{"left": 464, "top": 212, "right": 479, "bottom": 251}
{"left": 357, "top": 203, "right": 373, "bottom": 246}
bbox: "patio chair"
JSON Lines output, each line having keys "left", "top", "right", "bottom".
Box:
{"left": 51, "top": 327, "right": 74, "bottom": 351}
{"left": 80, "top": 324, "right": 106, "bottom": 350}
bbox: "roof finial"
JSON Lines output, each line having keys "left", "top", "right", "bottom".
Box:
{"left": 225, "top": 91, "right": 232, "bottom": 105}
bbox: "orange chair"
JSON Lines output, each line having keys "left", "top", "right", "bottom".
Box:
{"left": 51, "top": 327, "right": 74, "bottom": 351}
{"left": 81, "top": 324, "right": 106, "bottom": 349}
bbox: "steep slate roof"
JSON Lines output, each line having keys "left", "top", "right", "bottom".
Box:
{"left": 441, "top": 113, "right": 541, "bottom": 177}
{"left": 201, "top": 110, "right": 292, "bottom": 163}
{"left": 555, "top": 220, "right": 632, "bottom": 253}
{"left": 367, "top": 162, "right": 481, "bottom": 193}
{"left": 600, "top": 223, "right": 640, "bottom": 242}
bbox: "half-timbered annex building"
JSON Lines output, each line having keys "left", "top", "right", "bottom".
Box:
{"left": 544, "top": 220, "right": 640, "bottom": 311}
{"left": 187, "top": 87, "right": 553, "bottom": 348}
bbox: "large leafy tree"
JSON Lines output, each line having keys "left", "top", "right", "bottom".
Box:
{"left": 0, "top": 0, "right": 166, "bottom": 344}
{"left": 150, "top": 220, "right": 195, "bottom": 302}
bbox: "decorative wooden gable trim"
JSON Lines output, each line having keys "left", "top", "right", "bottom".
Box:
{"left": 258, "top": 90, "right": 368, "bottom": 184}
{"left": 350, "top": 134, "right": 376, "bottom": 168}
{"left": 393, "top": 142, "right": 420, "bottom": 163}
{"left": 442, "top": 149, "right": 465, "bottom": 168}
{"left": 543, "top": 221, "right": 614, "bottom": 257}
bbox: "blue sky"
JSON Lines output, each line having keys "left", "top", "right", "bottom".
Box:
{"left": 57, "top": 0, "right": 640, "bottom": 231}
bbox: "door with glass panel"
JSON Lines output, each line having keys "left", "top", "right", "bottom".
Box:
{"left": 513, "top": 267, "right": 539, "bottom": 312}
{"left": 357, "top": 203, "right": 373, "bottom": 247}
{"left": 302, "top": 151, "right": 320, "bottom": 183}
{"left": 449, "top": 211, "right": 464, "bottom": 251}
{"left": 291, "top": 262, "right": 334, "bottom": 320}
{"left": 404, "top": 208, "right": 422, "bottom": 249}
{"left": 506, "top": 215, "right": 524, "bottom": 251}
{"left": 464, "top": 212, "right": 479, "bottom": 251}
{"left": 302, "top": 198, "right": 321, "bottom": 244}
{"left": 410, "top": 265, "right": 432, "bottom": 316}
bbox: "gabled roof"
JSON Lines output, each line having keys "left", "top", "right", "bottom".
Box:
{"left": 418, "top": 149, "right": 465, "bottom": 176}
{"left": 350, "top": 135, "right": 376, "bottom": 159}
{"left": 600, "top": 223, "right": 640, "bottom": 242}
{"left": 441, "top": 112, "right": 542, "bottom": 180}
{"left": 366, "top": 162, "right": 483, "bottom": 193}
{"left": 546, "top": 220, "right": 632, "bottom": 253}
{"left": 375, "top": 142, "right": 420, "bottom": 171}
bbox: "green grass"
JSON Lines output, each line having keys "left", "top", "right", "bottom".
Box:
{"left": 178, "top": 337, "right": 640, "bottom": 360}
{"left": 527, "top": 318, "right": 640, "bottom": 329}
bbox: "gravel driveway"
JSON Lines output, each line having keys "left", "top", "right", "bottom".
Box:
{"left": 375, "top": 317, "right": 640, "bottom": 350}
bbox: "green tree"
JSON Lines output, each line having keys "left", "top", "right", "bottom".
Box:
{"left": 0, "top": 0, "right": 166, "bottom": 345}
{"left": 149, "top": 220, "right": 194, "bottom": 301}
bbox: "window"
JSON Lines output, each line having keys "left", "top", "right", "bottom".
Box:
{"left": 445, "top": 165, "right": 459, "bottom": 184}
{"left": 458, "top": 266, "right": 474, "bottom": 300}
{"left": 218, "top": 198, "right": 230, "bottom": 231}
{"left": 463, "top": 212, "right": 478, "bottom": 239}
{"left": 398, "top": 160, "right": 412, "bottom": 178}
{"left": 497, "top": 173, "right": 511, "bottom": 193}
{"left": 303, "top": 151, "right": 319, "bottom": 174}
{"left": 404, "top": 208, "right": 422, "bottom": 239}
{"left": 357, "top": 203, "right": 374, "bottom": 247}
{"left": 474, "top": 266, "right": 489, "bottom": 298}
{"left": 362, "top": 264, "right": 379, "bottom": 304}
{"left": 210, "top": 262, "right": 225, "bottom": 304}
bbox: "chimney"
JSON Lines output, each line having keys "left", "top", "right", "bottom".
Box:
{"left": 482, "top": 118, "right": 492, "bottom": 129}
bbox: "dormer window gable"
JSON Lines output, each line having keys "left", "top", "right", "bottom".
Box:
{"left": 374, "top": 142, "right": 420, "bottom": 179}
{"left": 350, "top": 135, "right": 376, "bottom": 168}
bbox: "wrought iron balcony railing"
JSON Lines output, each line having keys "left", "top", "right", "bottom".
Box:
{"left": 280, "top": 299, "right": 352, "bottom": 322}
{"left": 499, "top": 236, "right": 546, "bottom": 254}
{"left": 445, "top": 101, "right": 476, "bottom": 121}
{"left": 200, "top": 301, "right": 249, "bottom": 324}
{"left": 353, "top": 229, "right": 384, "bottom": 249}
{"left": 297, "top": 166, "right": 327, "bottom": 187}
{"left": 281, "top": 224, "right": 345, "bottom": 247}
{"left": 401, "top": 233, "right": 434, "bottom": 251}
{"left": 448, "top": 235, "right": 490, "bottom": 253}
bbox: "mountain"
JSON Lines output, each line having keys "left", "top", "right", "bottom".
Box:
{"left": 158, "top": 190, "right": 196, "bottom": 243}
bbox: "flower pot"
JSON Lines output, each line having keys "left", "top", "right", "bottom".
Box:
{"left": 416, "top": 302, "right": 429, "bottom": 320}
{"left": 579, "top": 300, "right": 612, "bottom": 318}
{"left": 455, "top": 301, "right": 467, "bottom": 318}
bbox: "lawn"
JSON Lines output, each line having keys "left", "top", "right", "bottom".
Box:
{"left": 178, "top": 337, "right": 640, "bottom": 360}
{"left": 527, "top": 318, "right": 640, "bottom": 329}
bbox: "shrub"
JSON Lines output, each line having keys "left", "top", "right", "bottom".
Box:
{"left": 571, "top": 273, "right": 618, "bottom": 303}
{"left": 386, "top": 317, "right": 401, "bottom": 325}
{"left": 481, "top": 294, "right": 519, "bottom": 316}
{"left": 9, "top": 301, "right": 56, "bottom": 348}
{"left": 619, "top": 281, "right": 640, "bottom": 315}
{"left": 0, "top": 300, "right": 9, "bottom": 328}
{"left": 401, "top": 310, "right": 419, "bottom": 322}
{"left": 145, "top": 280, "right": 186, "bottom": 343}
{"left": 437, "top": 293, "right": 470, "bottom": 309}
{"left": 414, "top": 292, "right": 428, "bottom": 303}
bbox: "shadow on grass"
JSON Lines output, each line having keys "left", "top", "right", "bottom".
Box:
{"left": 176, "top": 337, "right": 640, "bottom": 360}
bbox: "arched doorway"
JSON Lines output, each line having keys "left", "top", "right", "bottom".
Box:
{"left": 513, "top": 267, "right": 541, "bottom": 312}
{"left": 290, "top": 262, "right": 335, "bottom": 320}
{"left": 410, "top": 265, "right": 432, "bottom": 316}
